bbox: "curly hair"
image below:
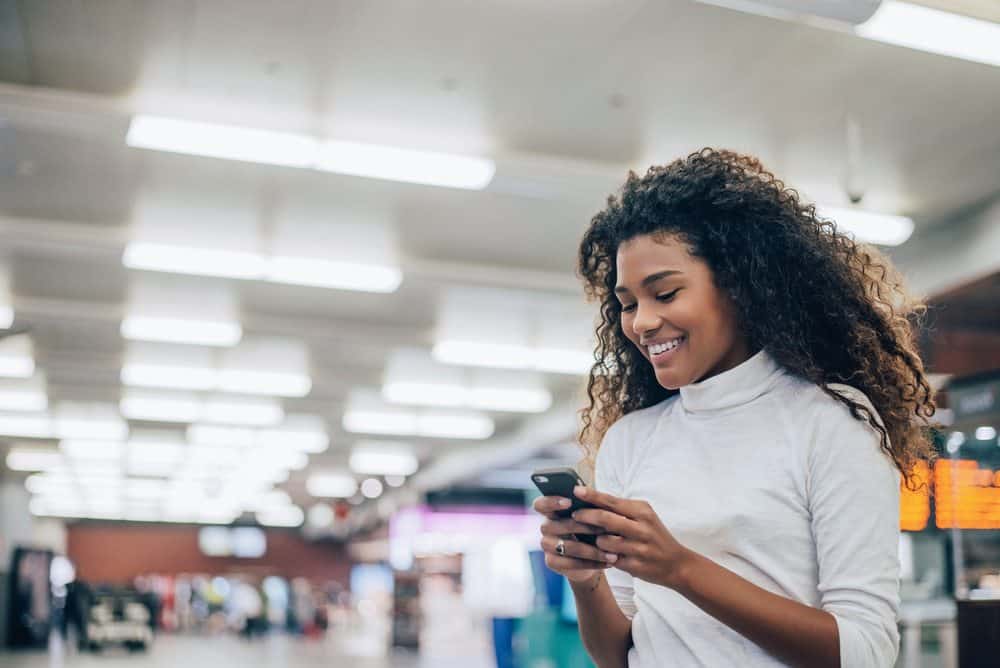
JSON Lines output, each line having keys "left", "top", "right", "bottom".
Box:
{"left": 578, "top": 148, "right": 937, "bottom": 491}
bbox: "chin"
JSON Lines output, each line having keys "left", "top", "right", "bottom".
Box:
{"left": 654, "top": 369, "right": 687, "bottom": 391}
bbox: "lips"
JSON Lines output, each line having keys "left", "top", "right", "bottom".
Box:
{"left": 645, "top": 335, "right": 687, "bottom": 362}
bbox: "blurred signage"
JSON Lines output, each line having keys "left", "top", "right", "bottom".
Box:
{"left": 900, "top": 459, "right": 1000, "bottom": 531}
{"left": 950, "top": 378, "right": 999, "bottom": 419}
{"left": 935, "top": 459, "right": 1000, "bottom": 530}
{"left": 900, "top": 462, "right": 931, "bottom": 532}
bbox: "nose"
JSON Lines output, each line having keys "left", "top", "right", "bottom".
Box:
{"left": 631, "top": 301, "right": 661, "bottom": 338}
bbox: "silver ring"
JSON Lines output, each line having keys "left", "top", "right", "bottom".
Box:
{"left": 555, "top": 538, "right": 566, "bottom": 556}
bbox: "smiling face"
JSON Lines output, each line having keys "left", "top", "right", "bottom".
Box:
{"left": 615, "top": 233, "right": 753, "bottom": 390}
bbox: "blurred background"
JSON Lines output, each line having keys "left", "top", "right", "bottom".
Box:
{"left": 0, "top": 1, "right": 998, "bottom": 667}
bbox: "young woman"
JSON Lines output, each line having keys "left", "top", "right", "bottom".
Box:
{"left": 533, "top": 149, "right": 937, "bottom": 667}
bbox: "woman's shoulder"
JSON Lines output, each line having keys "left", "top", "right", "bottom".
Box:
{"left": 771, "top": 375, "right": 880, "bottom": 423}
{"left": 601, "top": 395, "right": 677, "bottom": 451}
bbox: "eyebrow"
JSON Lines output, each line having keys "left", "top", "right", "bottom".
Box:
{"left": 614, "top": 270, "right": 682, "bottom": 294}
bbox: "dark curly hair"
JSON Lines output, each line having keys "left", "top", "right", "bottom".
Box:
{"left": 578, "top": 148, "right": 937, "bottom": 490}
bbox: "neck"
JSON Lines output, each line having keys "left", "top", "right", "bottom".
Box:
{"left": 696, "top": 340, "right": 759, "bottom": 384}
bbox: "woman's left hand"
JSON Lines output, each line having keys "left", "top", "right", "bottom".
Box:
{"left": 571, "top": 485, "right": 696, "bottom": 591}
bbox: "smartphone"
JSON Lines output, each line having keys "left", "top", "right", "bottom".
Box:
{"left": 531, "top": 466, "right": 600, "bottom": 546}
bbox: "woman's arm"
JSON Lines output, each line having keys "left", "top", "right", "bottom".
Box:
{"left": 673, "top": 551, "right": 839, "bottom": 668}
{"left": 533, "top": 493, "right": 633, "bottom": 668}
{"left": 569, "top": 572, "right": 633, "bottom": 668}
{"left": 574, "top": 486, "right": 841, "bottom": 668}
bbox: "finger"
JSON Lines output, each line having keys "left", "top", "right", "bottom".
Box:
{"left": 574, "top": 486, "right": 645, "bottom": 519}
{"left": 572, "top": 508, "right": 642, "bottom": 537}
{"left": 541, "top": 536, "right": 618, "bottom": 565}
{"left": 544, "top": 553, "right": 613, "bottom": 573}
{"left": 540, "top": 519, "right": 603, "bottom": 537}
{"left": 595, "top": 533, "right": 642, "bottom": 556}
{"left": 533, "top": 495, "right": 572, "bottom": 515}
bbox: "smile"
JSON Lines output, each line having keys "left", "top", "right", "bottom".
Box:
{"left": 647, "top": 336, "right": 685, "bottom": 359}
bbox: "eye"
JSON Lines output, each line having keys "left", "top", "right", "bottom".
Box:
{"left": 619, "top": 302, "right": 636, "bottom": 313}
{"left": 657, "top": 289, "right": 680, "bottom": 302}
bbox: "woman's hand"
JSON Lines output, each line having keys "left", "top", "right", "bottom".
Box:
{"left": 532, "top": 495, "right": 619, "bottom": 583}
{"left": 571, "top": 485, "right": 696, "bottom": 590}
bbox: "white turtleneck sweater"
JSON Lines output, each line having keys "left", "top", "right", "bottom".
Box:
{"left": 595, "top": 350, "right": 900, "bottom": 667}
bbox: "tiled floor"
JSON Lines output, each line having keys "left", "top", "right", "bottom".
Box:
{"left": 0, "top": 631, "right": 493, "bottom": 668}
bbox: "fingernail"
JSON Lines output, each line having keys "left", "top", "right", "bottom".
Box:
{"left": 574, "top": 485, "right": 587, "bottom": 497}
{"left": 558, "top": 498, "right": 571, "bottom": 508}
{"left": 605, "top": 553, "right": 618, "bottom": 563}
{"left": 571, "top": 512, "right": 580, "bottom": 520}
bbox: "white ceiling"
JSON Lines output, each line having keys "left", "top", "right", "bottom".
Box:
{"left": 0, "top": 0, "right": 999, "bottom": 521}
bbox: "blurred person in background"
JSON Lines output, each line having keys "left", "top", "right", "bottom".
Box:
{"left": 534, "top": 149, "right": 937, "bottom": 668}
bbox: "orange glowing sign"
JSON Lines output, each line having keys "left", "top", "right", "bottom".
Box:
{"left": 900, "top": 462, "right": 931, "bottom": 531}
{"left": 934, "top": 459, "right": 1000, "bottom": 530}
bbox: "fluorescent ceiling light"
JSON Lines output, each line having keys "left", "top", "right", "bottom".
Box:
{"left": 123, "top": 242, "right": 267, "bottom": 280}
{"left": 127, "top": 115, "right": 318, "bottom": 167}
{"left": 349, "top": 443, "right": 419, "bottom": 476}
{"left": 53, "top": 403, "right": 129, "bottom": 441}
{"left": 257, "top": 505, "right": 304, "bottom": 527}
{"left": 432, "top": 340, "right": 533, "bottom": 370}
{"left": 383, "top": 381, "right": 467, "bottom": 408}
{"left": 0, "top": 336, "right": 35, "bottom": 378}
{"left": 360, "top": 478, "right": 384, "bottom": 499}
{"left": 121, "top": 363, "right": 219, "bottom": 391}
{"left": 217, "top": 369, "right": 312, "bottom": 398}
{"left": 61, "top": 440, "right": 124, "bottom": 461}
{"left": 818, "top": 205, "right": 914, "bottom": 246}
{"left": 6, "top": 448, "right": 61, "bottom": 472}
{"left": 857, "top": 1, "right": 1000, "bottom": 68}
{"left": 343, "top": 409, "right": 419, "bottom": 437}
{"left": 266, "top": 257, "right": 402, "bottom": 293}
{"left": 127, "top": 115, "right": 495, "bottom": 190}
{"left": 307, "top": 471, "right": 358, "bottom": 498}
{"left": 0, "top": 388, "right": 48, "bottom": 412}
{"left": 469, "top": 387, "right": 552, "bottom": 413}
{"left": 188, "top": 424, "right": 256, "bottom": 446}
{"left": 120, "top": 391, "right": 202, "bottom": 423}
{"left": 123, "top": 247, "right": 403, "bottom": 296}
{"left": 316, "top": 140, "right": 495, "bottom": 190}
{"left": 343, "top": 391, "right": 494, "bottom": 439}
{"left": 533, "top": 348, "right": 594, "bottom": 375}
{"left": 383, "top": 381, "right": 551, "bottom": 413}
{"left": 257, "top": 415, "right": 329, "bottom": 453}
{"left": 121, "top": 316, "right": 242, "bottom": 347}
{"left": 0, "top": 411, "right": 52, "bottom": 438}
{"left": 417, "top": 413, "right": 495, "bottom": 439}
{"left": 125, "top": 477, "right": 168, "bottom": 500}
{"left": 433, "top": 340, "right": 592, "bottom": 376}
{"left": 202, "top": 397, "right": 284, "bottom": 426}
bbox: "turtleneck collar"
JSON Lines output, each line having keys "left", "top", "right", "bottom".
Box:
{"left": 678, "top": 348, "right": 784, "bottom": 413}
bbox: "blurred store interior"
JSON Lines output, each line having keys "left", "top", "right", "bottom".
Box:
{"left": 1, "top": 1, "right": 999, "bottom": 667}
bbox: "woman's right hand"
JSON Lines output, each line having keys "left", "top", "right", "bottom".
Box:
{"left": 533, "top": 495, "right": 618, "bottom": 583}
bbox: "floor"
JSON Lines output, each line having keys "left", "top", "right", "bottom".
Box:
{"left": 0, "top": 631, "right": 494, "bottom": 668}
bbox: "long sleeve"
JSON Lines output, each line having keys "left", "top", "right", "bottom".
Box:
{"left": 594, "top": 419, "right": 638, "bottom": 620}
{"left": 807, "top": 388, "right": 901, "bottom": 667}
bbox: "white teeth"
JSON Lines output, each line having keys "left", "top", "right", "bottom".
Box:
{"left": 648, "top": 337, "right": 684, "bottom": 355}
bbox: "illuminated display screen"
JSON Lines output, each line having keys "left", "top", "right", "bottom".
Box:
{"left": 899, "top": 459, "right": 1000, "bottom": 531}
{"left": 934, "top": 460, "right": 1000, "bottom": 530}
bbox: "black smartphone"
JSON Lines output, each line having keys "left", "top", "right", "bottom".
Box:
{"left": 531, "top": 466, "right": 600, "bottom": 546}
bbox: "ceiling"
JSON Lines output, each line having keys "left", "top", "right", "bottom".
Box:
{"left": 0, "top": 0, "right": 999, "bottom": 527}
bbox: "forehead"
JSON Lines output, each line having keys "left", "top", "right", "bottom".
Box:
{"left": 616, "top": 233, "right": 694, "bottom": 279}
